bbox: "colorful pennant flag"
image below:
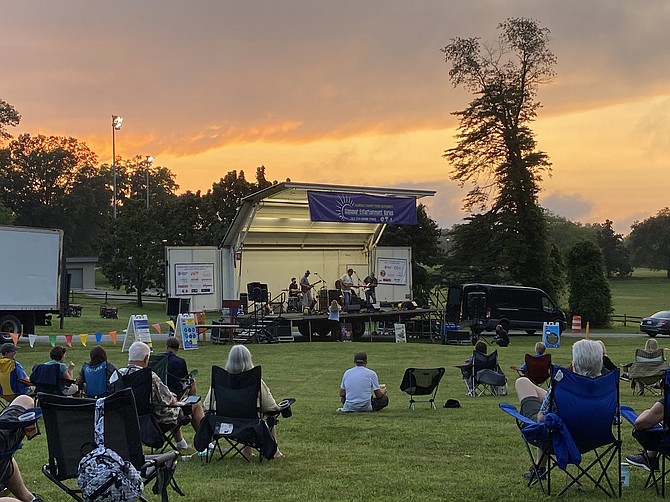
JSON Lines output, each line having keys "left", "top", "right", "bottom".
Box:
{"left": 80, "top": 334, "right": 88, "bottom": 347}
{"left": 152, "top": 323, "right": 162, "bottom": 334}
{"left": 49, "top": 335, "right": 57, "bottom": 347}
{"left": 10, "top": 333, "right": 18, "bottom": 345}
{"left": 65, "top": 334, "right": 73, "bottom": 347}
{"left": 95, "top": 332, "right": 103, "bottom": 344}
{"left": 29, "top": 334, "right": 37, "bottom": 347}
{"left": 110, "top": 331, "right": 117, "bottom": 344}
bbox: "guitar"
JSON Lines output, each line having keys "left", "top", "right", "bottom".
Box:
{"left": 300, "top": 279, "right": 322, "bottom": 293}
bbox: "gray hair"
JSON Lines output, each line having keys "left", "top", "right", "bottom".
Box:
{"left": 534, "top": 342, "right": 546, "bottom": 354}
{"left": 225, "top": 345, "right": 254, "bottom": 374}
{"left": 571, "top": 339, "right": 603, "bottom": 377}
{"left": 128, "top": 341, "right": 151, "bottom": 362}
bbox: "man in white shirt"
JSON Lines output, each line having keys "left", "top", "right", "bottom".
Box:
{"left": 339, "top": 268, "right": 355, "bottom": 312}
{"left": 338, "top": 352, "right": 388, "bottom": 412}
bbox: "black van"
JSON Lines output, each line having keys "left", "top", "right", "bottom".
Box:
{"left": 446, "top": 283, "right": 566, "bottom": 335}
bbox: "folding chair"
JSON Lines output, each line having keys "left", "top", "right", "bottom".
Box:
{"left": 39, "top": 389, "right": 183, "bottom": 502}
{"left": 512, "top": 354, "right": 552, "bottom": 387}
{"left": 621, "top": 369, "right": 670, "bottom": 496}
{"left": 149, "top": 353, "right": 197, "bottom": 399}
{"left": 457, "top": 350, "right": 506, "bottom": 396}
{"left": 500, "top": 366, "right": 621, "bottom": 497}
{"left": 114, "top": 368, "right": 190, "bottom": 452}
{"left": 30, "top": 363, "right": 76, "bottom": 399}
{"left": 79, "top": 361, "right": 112, "bottom": 398}
{"left": 199, "top": 365, "right": 278, "bottom": 462}
{"left": 399, "top": 367, "right": 445, "bottom": 410}
{"left": 623, "top": 348, "right": 668, "bottom": 396}
{"left": 0, "top": 358, "right": 31, "bottom": 409}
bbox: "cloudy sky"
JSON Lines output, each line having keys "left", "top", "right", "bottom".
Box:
{"left": 3, "top": 1, "right": 669, "bottom": 233}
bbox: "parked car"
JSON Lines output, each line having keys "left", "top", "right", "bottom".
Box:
{"left": 640, "top": 310, "right": 670, "bottom": 337}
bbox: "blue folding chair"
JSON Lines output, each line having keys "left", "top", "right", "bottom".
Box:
{"left": 621, "top": 369, "right": 670, "bottom": 496}
{"left": 500, "top": 366, "right": 621, "bottom": 497}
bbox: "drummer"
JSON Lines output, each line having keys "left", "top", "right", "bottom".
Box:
{"left": 288, "top": 277, "right": 300, "bottom": 297}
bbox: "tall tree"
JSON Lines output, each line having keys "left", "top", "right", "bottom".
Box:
{"left": 628, "top": 208, "right": 670, "bottom": 278}
{"left": 442, "top": 18, "right": 560, "bottom": 297}
{"left": 567, "top": 240, "right": 612, "bottom": 328}
{"left": 594, "top": 219, "right": 632, "bottom": 278}
{"left": 0, "top": 99, "right": 20, "bottom": 143}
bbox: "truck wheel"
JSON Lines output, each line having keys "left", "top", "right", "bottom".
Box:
{"left": 0, "top": 315, "right": 21, "bottom": 341}
{"left": 525, "top": 330, "right": 537, "bottom": 335}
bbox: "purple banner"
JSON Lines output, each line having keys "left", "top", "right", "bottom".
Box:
{"left": 307, "top": 191, "right": 417, "bottom": 225}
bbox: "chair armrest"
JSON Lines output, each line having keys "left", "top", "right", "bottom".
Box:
{"left": 499, "top": 402, "right": 536, "bottom": 427}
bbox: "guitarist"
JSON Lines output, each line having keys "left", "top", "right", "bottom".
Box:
{"left": 300, "top": 270, "right": 316, "bottom": 312}
{"left": 339, "top": 268, "right": 355, "bottom": 311}
{"left": 363, "top": 272, "right": 378, "bottom": 308}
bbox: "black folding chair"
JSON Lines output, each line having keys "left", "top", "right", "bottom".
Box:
{"left": 399, "top": 367, "right": 446, "bottom": 410}
{"left": 39, "top": 389, "right": 183, "bottom": 502}
{"left": 199, "top": 365, "right": 278, "bottom": 462}
{"left": 114, "top": 367, "right": 190, "bottom": 452}
{"left": 458, "top": 350, "right": 506, "bottom": 396}
{"left": 30, "top": 363, "right": 76, "bottom": 402}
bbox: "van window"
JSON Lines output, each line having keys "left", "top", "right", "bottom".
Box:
{"left": 542, "top": 295, "right": 556, "bottom": 313}
{"left": 495, "top": 288, "right": 540, "bottom": 309}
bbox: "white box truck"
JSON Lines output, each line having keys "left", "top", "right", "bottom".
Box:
{"left": 0, "top": 225, "right": 66, "bottom": 339}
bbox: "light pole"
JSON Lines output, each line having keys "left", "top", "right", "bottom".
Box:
{"left": 111, "top": 115, "right": 123, "bottom": 219}
{"left": 145, "top": 156, "right": 154, "bottom": 209}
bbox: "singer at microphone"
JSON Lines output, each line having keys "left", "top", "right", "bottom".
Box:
{"left": 339, "top": 268, "right": 355, "bottom": 311}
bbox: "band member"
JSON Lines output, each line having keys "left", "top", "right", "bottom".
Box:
{"left": 340, "top": 269, "right": 355, "bottom": 311}
{"left": 300, "top": 270, "right": 314, "bottom": 311}
{"left": 288, "top": 278, "right": 300, "bottom": 297}
{"left": 363, "top": 272, "right": 378, "bottom": 307}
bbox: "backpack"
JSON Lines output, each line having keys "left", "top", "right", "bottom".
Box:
{"left": 77, "top": 397, "right": 144, "bottom": 501}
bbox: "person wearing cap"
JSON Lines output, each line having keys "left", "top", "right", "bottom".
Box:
{"left": 338, "top": 352, "right": 388, "bottom": 412}
{"left": 0, "top": 393, "right": 45, "bottom": 501}
{"left": 0, "top": 344, "right": 31, "bottom": 397}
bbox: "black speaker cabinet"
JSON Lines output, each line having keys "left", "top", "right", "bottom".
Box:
{"left": 328, "top": 289, "right": 341, "bottom": 304}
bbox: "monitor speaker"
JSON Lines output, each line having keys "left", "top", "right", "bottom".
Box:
{"left": 328, "top": 289, "right": 341, "bottom": 304}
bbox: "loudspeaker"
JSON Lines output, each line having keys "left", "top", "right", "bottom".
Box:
{"left": 318, "top": 289, "right": 328, "bottom": 310}
{"left": 347, "top": 303, "right": 362, "bottom": 313}
{"left": 166, "top": 298, "right": 190, "bottom": 316}
{"left": 246, "top": 282, "right": 268, "bottom": 302}
{"left": 239, "top": 293, "right": 248, "bottom": 312}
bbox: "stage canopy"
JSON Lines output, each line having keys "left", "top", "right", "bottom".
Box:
{"left": 220, "top": 182, "right": 435, "bottom": 252}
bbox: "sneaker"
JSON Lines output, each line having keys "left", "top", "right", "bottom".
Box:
{"left": 626, "top": 452, "right": 659, "bottom": 471}
{"left": 175, "top": 439, "right": 189, "bottom": 449}
{"left": 31, "top": 494, "right": 45, "bottom": 502}
{"left": 522, "top": 467, "right": 547, "bottom": 481}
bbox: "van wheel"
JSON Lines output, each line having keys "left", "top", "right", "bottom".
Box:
{"left": 525, "top": 330, "right": 536, "bottom": 335}
{"left": 554, "top": 319, "right": 567, "bottom": 333}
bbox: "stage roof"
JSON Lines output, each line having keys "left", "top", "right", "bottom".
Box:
{"left": 220, "top": 182, "right": 435, "bottom": 252}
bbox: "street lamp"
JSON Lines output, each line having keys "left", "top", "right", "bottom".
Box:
{"left": 111, "top": 115, "right": 123, "bottom": 219}
{"left": 145, "top": 155, "right": 154, "bottom": 209}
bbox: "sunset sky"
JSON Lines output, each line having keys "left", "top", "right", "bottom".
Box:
{"left": 2, "top": 1, "right": 669, "bottom": 234}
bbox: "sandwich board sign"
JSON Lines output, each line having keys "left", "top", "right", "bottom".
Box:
{"left": 394, "top": 323, "right": 407, "bottom": 343}
{"left": 121, "top": 315, "right": 153, "bottom": 352}
{"left": 176, "top": 314, "right": 199, "bottom": 350}
{"left": 543, "top": 322, "right": 561, "bottom": 349}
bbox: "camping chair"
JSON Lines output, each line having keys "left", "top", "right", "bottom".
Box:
{"left": 399, "top": 367, "right": 446, "bottom": 410}
{"left": 79, "top": 361, "right": 111, "bottom": 398}
{"left": 511, "top": 354, "right": 552, "bottom": 387}
{"left": 148, "top": 353, "right": 197, "bottom": 399}
{"left": 500, "top": 366, "right": 621, "bottom": 497}
{"left": 39, "top": 389, "right": 183, "bottom": 502}
{"left": 0, "top": 400, "right": 42, "bottom": 492}
{"left": 114, "top": 367, "right": 191, "bottom": 453}
{"left": 29, "top": 363, "right": 76, "bottom": 400}
{"left": 623, "top": 348, "right": 668, "bottom": 396}
{"left": 621, "top": 369, "right": 670, "bottom": 496}
{"left": 0, "top": 358, "right": 32, "bottom": 409}
{"left": 198, "top": 365, "right": 278, "bottom": 463}
{"left": 457, "top": 350, "right": 506, "bottom": 397}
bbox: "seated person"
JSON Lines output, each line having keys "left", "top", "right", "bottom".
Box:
{"left": 518, "top": 342, "right": 546, "bottom": 374}
{"left": 625, "top": 398, "right": 664, "bottom": 471}
{"left": 165, "top": 337, "right": 198, "bottom": 399}
{"left": 75, "top": 346, "right": 117, "bottom": 398}
{"left": 461, "top": 341, "right": 488, "bottom": 395}
{"left": 515, "top": 339, "right": 604, "bottom": 480}
{"left": 0, "top": 394, "right": 44, "bottom": 502}
{"left": 596, "top": 340, "right": 617, "bottom": 374}
{"left": 492, "top": 324, "right": 510, "bottom": 347}
{"left": 43, "top": 346, "right": 77, "bottom": 395}
{"left": 203, "top": 345, "right": 284, "bottom": 458}
{"left": 0, "top": 344, "right": 32, "bottom": 398}
{"left": 110, "top": 341, "right": 203, "bottom": 450}
{"left": 338, "top": 352, "right": 388, "bottom": 412}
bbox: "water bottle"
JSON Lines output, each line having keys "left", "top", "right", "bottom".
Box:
{"left": 620, "top": 462, "right": 631, "bottom": 487}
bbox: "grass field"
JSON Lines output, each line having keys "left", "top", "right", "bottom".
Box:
{"left": 10, "top": 268, "right": 668, "bottom": 500}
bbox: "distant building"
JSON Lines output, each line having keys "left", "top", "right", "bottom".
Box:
{"left": 65, "top": 257, "right": 98, "bottom": 290}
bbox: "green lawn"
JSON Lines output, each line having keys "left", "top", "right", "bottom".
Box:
{"left": 9, "top": 336, "right": 670, "bottom": 501}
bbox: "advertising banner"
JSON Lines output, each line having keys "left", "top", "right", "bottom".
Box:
{"left": 307, "top": 191, "right": 417, "bottom": 225}
{"left": 174, "top": 263, "right": 214, "bottom": 295}
{"left": 377, "top": 258, "right": 408, "bottom": 285}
